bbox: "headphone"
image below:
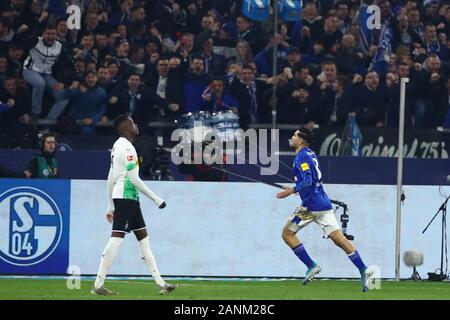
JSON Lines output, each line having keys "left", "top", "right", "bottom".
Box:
{"left": 38, "top": 132, "right": 57, "bottom": 151}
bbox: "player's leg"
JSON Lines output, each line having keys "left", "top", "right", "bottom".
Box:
{"left": 316, "top": 212, "right": 373, "bottom": 291}
{"left": 92, "top": 199, "right": 130, "bottom": 295}
{"left": 283, "top": 207, "right": 321, "bottom": 284}
{"left": 132, "top": 208, "right": 177, "bottom": 295}
{"left": 92, "top": 231, "right": 125, "bottom": 295}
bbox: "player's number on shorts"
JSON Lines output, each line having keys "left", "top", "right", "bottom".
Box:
{"left": 312, "top": 158, "right": 322, "bottom": 181}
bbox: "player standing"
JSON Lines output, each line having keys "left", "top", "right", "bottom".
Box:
{"left": 277, "top": 126, "right": 374, "bottom": 292}
{"left": 92, "top": 114, "right": 177, "bottom": 295}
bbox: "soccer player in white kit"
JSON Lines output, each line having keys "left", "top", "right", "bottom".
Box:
{"left": 92, "top": 114, "right": 177, "bottom": 295}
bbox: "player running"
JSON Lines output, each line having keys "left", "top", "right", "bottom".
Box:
{"left": 277, "top": 126, "right": 374, "bottom": 292}
{"left": 92, "top": 114, "right": 177, "bottom": 296}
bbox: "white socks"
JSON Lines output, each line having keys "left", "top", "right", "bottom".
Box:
{"left": 94, "top": 237, "right": 124, "bottom": 289}
{"left": 138, "top": 236, "right": 166, "bottom": 287}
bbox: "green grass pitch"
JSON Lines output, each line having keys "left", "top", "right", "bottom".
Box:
{"left": 0, "top": 278, "right": 450, "bottom": 300}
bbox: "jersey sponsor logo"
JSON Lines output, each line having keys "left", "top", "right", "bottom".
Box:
{"left": 0, "top": 187, "right": 63, "bottom": 266}
{"left": 301, "top": 163, "right": 309, "bottom": 171}
{"left": 127, "top": 155, "right": 134, "bottom": 161}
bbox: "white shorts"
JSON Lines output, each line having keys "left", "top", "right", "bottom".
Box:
{"left": 286, "top": 205, "right": 340, "bottom": 237}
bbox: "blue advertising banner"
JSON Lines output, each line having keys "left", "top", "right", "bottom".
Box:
{"left": 0, "top": 179, "right": 70, "bottom": 274}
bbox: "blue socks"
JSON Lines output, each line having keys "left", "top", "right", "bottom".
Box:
{"left": 292, "top": 244, "right": 316, "bottom": 269}
{"left": 348, "top": 251, "right": 367, "bottom": 273}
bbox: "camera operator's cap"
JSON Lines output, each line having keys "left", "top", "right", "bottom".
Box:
{"left": 424, "top": 0, "right": 440, "bottom": 7}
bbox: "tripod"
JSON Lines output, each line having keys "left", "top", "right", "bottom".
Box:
{"left": 331, "top": 200, "right": 354, "bottom": 241}
{"left": 422, "top": 195, "right": 449, "bottom": 281}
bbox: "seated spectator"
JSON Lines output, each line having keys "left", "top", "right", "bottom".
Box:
{"left": 235, "top": 15, "right": 265, "bottom": 54}
{"left": 95, "top": 31, "right": 112, "bottom": 64}
{"left": 22, "top": 25, "right": 70, "bottom": 120}
{"left": 335, "top": 1, "right": 351, "bottom": 34}
{"left": 316, "top": 60, "right": 339, "bottom": 97}
{"left": 114, "top": 38, "right": 135, "bottom": 77}
{"left": 226, "top": 40, "right": 254, "bottom": 67}
{"left": 407, "top": 7, "right": 424, "bottom": 48}
{"left": 175, "top": 32, "right": 195, "bottom": 61}
{"left": 350, "top": 71, "right": 390, "bottom": 128}
{"left": 182, "top": 56, "right": 211, "bottom": 113}
{"left": 231, "top": 64, "right": 272, "bottom": 128}
{"left": 97, "top": 66, "right": 109, "bottom": 88}
{"left": 0, "top": 16, "right": 14, "bottom": 47}
{"left": 144, "top": 57, "right": 181, "bottom": 119}
{"left": 436, "top": 77, "right": 450, "bottom": 128}
{"left": 412, "top": 54, "right": 446, "bottom": 127}
{"left": 64, "top": 71, "right": 107, "bottom": 134}
{"left": 104, "top": 59, "right": 122, "bottom": 94}
{"left": 385, "top": 61, "right": 415, "bottom": 128}
{"left": 0, "top": 55, "right": 9, "bottom": 87}
{"left": 315, "top": 75, "right": 351, "bottom": 126}
{"left": 199, "top": 38, "right": 225, "bottom": 77}
{"left": 108, "top": 0, "right": 132, "bottom": 28}
{"left": 73, "top": 34, "right": 97, "bottom": 63}
{"left": 201, "top": 77, "right": 239, "bottom": 113}
{"left": 334, "top": 34, "right": 365, "bottom": 76}
{"left": 392, "top": 14, "right": 413, "bottom": 53}
{"left": 129, "top": 44, "right": 145, "bottom": 75}
{"left": 25, "top": 132, "right": 59, "bottom": 179}
{"left": 421, "top": 23, "right": 447, "bottom": 60}
{"left": 224, "top": 61, "right": 242, "bottom": 85}
{"left": 7, "top": 42, "right": 24, "bottom": 77}
{"left": 107, "top": 72, "right": 168, "bottom": 132}
{"left": 281, "top": 83, "right": 316, "bottom": 125}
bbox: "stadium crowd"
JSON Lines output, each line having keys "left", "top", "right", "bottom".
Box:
{"left": 1, "top": 0, "right": 450, "bottom": 149}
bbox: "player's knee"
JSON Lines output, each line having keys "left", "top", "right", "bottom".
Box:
{"left": 281, "top": 228, "right": 294, "bottom": 243}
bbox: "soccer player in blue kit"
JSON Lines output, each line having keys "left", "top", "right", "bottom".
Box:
{"left": 276, "top": 126, "right": 374, "bottom": 292}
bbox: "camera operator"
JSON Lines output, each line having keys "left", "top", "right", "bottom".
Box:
{"left": 178, "top": 141, "right": 227, "bottom": 181}
{"left": 24, "top": 132, "right": 59, "bottom": 179}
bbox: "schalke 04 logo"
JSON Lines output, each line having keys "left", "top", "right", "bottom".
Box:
{"left": 0, "top": 187, "right": 63, "bottom": 266}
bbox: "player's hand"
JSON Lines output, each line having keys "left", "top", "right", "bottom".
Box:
{"left": 106, "top": 211, "right": 114, "bottom": 223}
{"left": 159, "top": 202, "right": 166, "bottom": 209}
{"left": 276, "top": 187, "right": 294, "bottom": 199}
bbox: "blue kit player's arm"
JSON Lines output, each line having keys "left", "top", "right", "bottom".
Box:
{"left": 293, "top": 160, "right": 313, "bottom": 193}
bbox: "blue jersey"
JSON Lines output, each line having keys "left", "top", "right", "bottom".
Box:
{"left": 292, "top": 147, "right": 332, "bottom": 211}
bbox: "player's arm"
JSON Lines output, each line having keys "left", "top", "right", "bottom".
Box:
{"left": 106, "top": 166, "right": 114, "bottom": 223}
{"left": 293, "top": 160, "right": 313, "bottom": 193}
{"left": 127, "top": 167, "right": 166, "bottom": 208}
{"left": 106, "top": 166, "right": 114, "bottom": 212}
{"left": 277, "top": 159, "right": 313, "bottom": 199}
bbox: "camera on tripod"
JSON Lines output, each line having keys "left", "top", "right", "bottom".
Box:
{"left": 149, "top": 147, "right": 174, "bottom": 181}
{"left": 331, "top": 199, "right": 354, "bottom": 240}
{"left": 340, "top": 211, "right": 354, "bottom": 240}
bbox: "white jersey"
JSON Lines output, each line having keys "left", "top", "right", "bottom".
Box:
{"left": 110, "top": 137, "right": 140, "bottom": 201}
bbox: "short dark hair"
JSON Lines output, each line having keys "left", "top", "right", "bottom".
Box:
{"left": 241, "top": 64, "right": 254, "bottom": 71}
{"left": 113, "top": 114, "right": 130, "bottom": 134}
{"left": 44, "top": 23, "right": 57, "bottom": 31}
{"left": 84, "top": 70, "right": 97, "bottom": 78}
{"left": 41, "top": 132, "right": 57, "bottom": 150}
{"left": 296, "top": 126, "right": 314, "bottom": 145}
{"left": 127, "top": 72, "right": 141, "bottom": 79}
{"left": 130, "top": 5, "right": 143, "bottom": 12}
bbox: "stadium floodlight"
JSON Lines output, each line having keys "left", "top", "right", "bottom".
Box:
{"left": 403, "top": 250, "right": 424, "bottom": 281}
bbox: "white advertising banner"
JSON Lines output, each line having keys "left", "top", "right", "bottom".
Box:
{"left": 70, "top": 180, "right": 447, "bottom": 278}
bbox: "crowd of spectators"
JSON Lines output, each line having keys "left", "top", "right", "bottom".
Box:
{"left": 2, "top": 0, "right": 450, "bottom": 149}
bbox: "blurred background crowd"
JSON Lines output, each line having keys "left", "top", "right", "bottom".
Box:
{"left": 1, "top": 0, "right": 450, "bottom": 149}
